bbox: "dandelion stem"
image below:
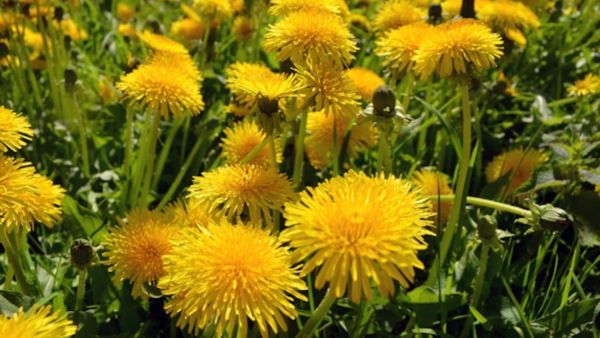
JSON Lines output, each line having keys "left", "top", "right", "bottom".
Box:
{"left": 296, "top": 289, "right": 336, "bottom": 338}
{"left": 378, "top": 125, "right": 393, "bottom": 175}
{"left": 459, "top": 241, "right": 490, "bottom": 338}
{"left": 74, "top": 268, "right": 87, "bottom": 323}
{"left": 440, "top": 84, "right": 472, "bottom": 263}
{"left": 293, "top": 110, "right": 308, "bottom": 187}
{"left": 240, "top": 137, "right": 269, "bottom": 165}
{"left": 402, "top": 72, "right": 415, "bottom": 112}
{"left": 0, "top": 229, "right": 32, "bottom": 296}
{"left": 139, "top": 109, "right": 161, "bottom": 207}
{"left": 425, "top": 195, "right": 530, "bottom": 218}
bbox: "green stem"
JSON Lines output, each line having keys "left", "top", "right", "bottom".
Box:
{"left": 402, "top": 72, "right": 415, "bottom": 112}
{"left": 378, "top": 126, "right": 392, "bottom": 175}
{"left": 438, "top": 84, "right": 472, "bottom": 267}
{"left": 152, "top": 117, "right": 183, "bottom": 191}
{"left": 426, "top": 195, "right": 530, "bottom": 218}
{"left": 240, "top": 137, "right": 269, "bottom": 165}
{"left": 292, "top": 110, "right": 308, "bottom": 187}
{"left": 547, "top": 96, "right": 578, "bottom": 107}
{"left": 75, "top": 268, "right": 87, "bottom": 322}
{"left": 157, "top": 137, "right": 204, "bottom": 209}
{"left": 269, "top": 134, "right": 278, "bottom": 168}
{"left": 0, "top": 230, "right": 32, "bottom": 296}
{"left": 139, "top": 109, "right": 161, "bottom": 207}
{"left": 295, "top": 289, "right": 336, "bottom": 338}
{"left": 471, "top": 242, "right": 490, "bottom": 307}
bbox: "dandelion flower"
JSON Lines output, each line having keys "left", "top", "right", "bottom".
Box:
{"left": 305, "top": 111, "right": 377, "bottom": 169}
{"left": 296, "top": 60, "right": 361, "bottom": 118}
{"left": 0, "top": 155, "right": 65, "bottom": 231}
{"left": 171, "top": 18, "right": 205, "bottom": 41}
{"left": 221, "top": 120, "right": 282, "bottom": 166}
{"left": 159, "top": 221, "right": 306, "bottom": 338}
{"left": 193, "top": 0, "right": 233, "bottom": 21}
{"left": 345, "top": 67, "right": 385, "bottom": 101}
{"left": 567, "top": 74, "right": 600, "bottom": 97}
{"left": 104, "top": 208, "right": 178, "bottom": 298}
{"left": 374, "top": 1, "right": 426, "bottom": 32}
{"left": 116, "top": 55, "right": 204, "bottom": 117}
{"left": 0, "top": 305, "right": 76, "bottom": 338}
{"left": 0, "top": 106, "right": 34, "bottom": 153}
{"left": 595, "top": 185, "right": 600, "bottom": 197}
{"left": 226, "top": 102, "right": 253, "bottom": 117}
{"left": 413, "top": 19, "right": 503, "bottom": 79}
{"left": 139, "top": 31, "right": 189, "bottom": 55}
{"left": 188, "top": 164, "right": 296, "bottom": 227}
{"left": 281, "top": 170, "right": 433, "bottom": 302}
{"left": 376, "top": 22, "right": 435, "bottom": 74}
{"left": 263, "top": 10, "right": 357, "bottom": 66}
{"left": 117, "top": 2, "right": 135, "bottom": 22}
{"left": 413, "top": 169, "right": 453, "bottom": 225}
{"left": 117, "top": 23, "right": 137, "bottom": 38}
{"left": 349, "top": 13, "right": 372, "bottom": 31}
{"left": 478, "top": 0, "right": 540, "bottom": 33}
{"left": 225, "top": 62, "right": 303, "bottom": 108}
{"left": 485, "top": 148, "right": 547, "bottom": 195}
{"left": 269, "top": 0, "right": 347, "bottom": 17}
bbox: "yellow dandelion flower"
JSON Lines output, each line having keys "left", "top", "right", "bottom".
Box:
{"left": 281, "top": 170, "right": 434, "bottom": 303}
{"left": 104, "top": 208, "right": 178, "bottom": 298}
{"left": 441, "top": 0, "right": 462, "bottom": 16}
{"left": 505, "top": 28, "right": 527, "bottom": 47}
{"left": 345, "top": 67, "right": 385, "bottom": 101}
{"left": 17, "top": 27, "right": 44, "bottom": 59}
{"left": 229, "top": 0, "right": 245, "bottom": 13}
{"left": 0, "top": 106, "right": 34, "bottom": 153}
{"left": 374, "top": 0, "right": 426, "bottom": 32}
{"left": 376, "top": 22, "right": 435, "bottom": 74}
{"left": 296, "top": 60, "right": 361, "bottom": 118}
{"left": 485, "top": 148, "right": 547, "bottom": 195}
{"left": 595, "top": 185, "right": 600, "bottom": 197}
{"left": 0, "top": 155, "right": 65, "bottom": 231}
{"left": 98, "top": 77, "right": 116, "bottom": 104}
{"left": 0, "top": 305, "right": 76, "bottom": 338}
{"left": 305, "top": 110, "right": 377, "bottom": 169}
{"left": 193, "top": 0, "right": 233, "bottom": 21}
{"left": 221, "top": 120, "right": 282, "bottom": 166}
{"left": 413, "top": 19, "right": 503, "bottom": 79}
{"left": 413, "top": 169, "right": 453, "bottom": 225}
{"left": 159, "top": 221, "right": 307, "bottom": 338}
{"left": 116, "top": 55, "right": 204, "bottom": 118}
{"left": 138, "top": 31, "right": 189, "bottom": 55}
{"left": 478, "top": 0, "right": 540, "bottom": 33}
{"left": 117, "top": 23, "right": 137, "bottom": 38}
{"left": 232, "top": 16, "right": 254, "bottom": 42}
{"left": 59, "top": 19, "right": 88, "bottom": 41}
{"left": 165, "top": 199, "right": 217, "bottom": 228}
{"left": 181, "top": 3, "right": 202, "bottom": 22}
{"left": 226, "top": 62, "right": 303, "bottom": 108}
{"left": 188, "top": 164, "right": 296, "bottom": 227}
{"left": 567, "top": 74, "right": 600, "bottom": 97}
{"left": 496, "top": 71, "right": 518, "bottom": 97}
{"left": 269, "top": 0, "right": 346, "bottom": 17}
{"left": 263, "top": 10, "right": 357, "bottom": 66}
{"left": 171, "top": 18, "right": 205, "bottom": 41}
{"left": 116, "top": 2, "right": 135, "bottom": 22}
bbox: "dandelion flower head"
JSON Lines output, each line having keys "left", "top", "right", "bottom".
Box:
{"left": 567, "top": 73, "right": 600, "bottom": 97}
{"left": 221, "top": 119, "right": 282, "bottom": 166}
{"left": 263, "top": 9, "right": 357, "bottom": 66}
{"left": 159, "top": 221, "right": 307, "bottom": 338}
{"left": 374, "top": 0, "right": 426, "bottom": 32}
{"left": 485, "top": 148, "right": 547, "bottom": 195}
{"left": 0, "top": 106, "right": 34, "bottom": 153}
{"left": 188, "top": 164, "right": 296, "bottom": 227}
{"left": 0, "top": 155, "right": 65, "bottom": 232}
{"left": 0, "top": 306, "right": 76, "bottom": 338}
{"left": 413, "top": 19, "right": 503, "bottom": 79}
{"left": 376, "top": 22, "right": 435, "bottom": 75}
{"left": 281, "top": 170, "right": 434, "bottom": 302}
{"left": 413, "top": 169, "right": 453, "bottom": 225}
{"left": 104, "top": 208, "right": 179, "bottom": 298}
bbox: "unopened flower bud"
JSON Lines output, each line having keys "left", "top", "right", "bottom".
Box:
{"left": 429, "top": 4, "right": 442, "bottom": 23}
{"left": 539, "top": 207, "right": 571, "bottom": 231}
{"left": 70, "top": 239, "right": 94, "bottom": 270}
{"left": 372, "top": 85, "right": 396, "bottom": 118}
{"left": 477, "top": 214, "right": 497, "bottom": 240}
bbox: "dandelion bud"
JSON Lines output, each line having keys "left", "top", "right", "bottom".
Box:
{"left": 372, "top": 85, "right": 396, "bottom": 118}
{"left": 70, "top": 239, "right": 94, "bottom": 270}
{"left": 539, "top": 207, "right": 571, "bottom": 231}
{"left": 64, "top": 68, "right": 77, "bottom": 91}
{"left": 257, "top": 94, "right": 279, "bottom": 116}
{"left": 54, "top": 6, "right": 64, "bottom": 21}
{"left": 477, "top": 215, "right": 497, "bottom": 240}
{"left": 429, "top": 3, "right": 442, "bottom": 23}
